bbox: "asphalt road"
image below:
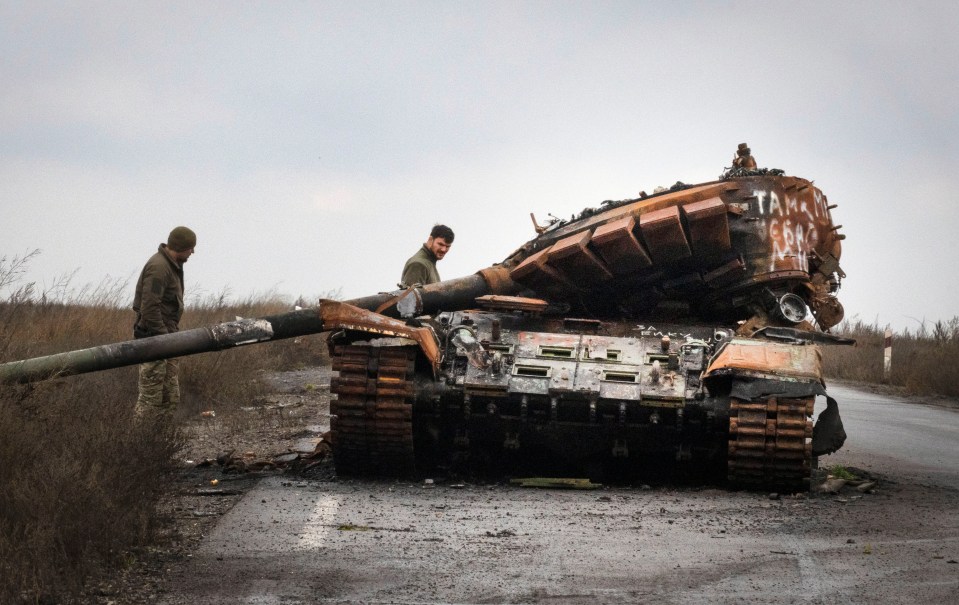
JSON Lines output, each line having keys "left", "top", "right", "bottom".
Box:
{"left": 162, "top": 382, "right": 959, "bottom": 604}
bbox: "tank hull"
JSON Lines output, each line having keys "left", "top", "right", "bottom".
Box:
{"left": 329, "top": 307, "right": 844, "bottom": 491}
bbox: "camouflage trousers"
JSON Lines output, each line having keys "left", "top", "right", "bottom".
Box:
{"left": 136, "top": 358, "right": 180, "bottom": 419}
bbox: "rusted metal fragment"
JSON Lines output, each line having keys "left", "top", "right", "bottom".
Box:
{"left": 546, "top": 230, "right": 613, "bottom": 284}
{"left": 681, "top": 198, "right": 731, "bottom": 261}
{"left": 319, "top": 300, "right": 441, "bottom": 370}
{"left": 811, "top": 249, "right": 842, "bottom": 282}
{"left": 509, "top": 246, "right": 576, "bottom": 294}
{"left": 590, "top": 215, "right": 653, "bottom": 275}
{"left": 509, "top": 477, "right": 602, "bottom": 489}
{"left": 704, "top": 338, "right": 823, "bottom": 382}
{"left": 809, "top": 294, "right": 844, "bottom": 330}
{"left": 638, "top": 206, "right": 691, "bottom": 265}
{"left": 475, "top": 295, "right": 549, "bottom": 313}
{"left": 476, "top": 266, "right": 519, "bottom": 294}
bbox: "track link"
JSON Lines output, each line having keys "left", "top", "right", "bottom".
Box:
{"left": 727, "top": 396, "right": 814, "bottom": 491}
{"left": 329, "top": 345, "right": 417, "bottom": 476}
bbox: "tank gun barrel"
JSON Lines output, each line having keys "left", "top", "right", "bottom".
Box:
{"left": 0, "top": 268, "right": 519, "bottom": 385}
{"left": 349, "top": 268, "right": 520, "bottom": 319}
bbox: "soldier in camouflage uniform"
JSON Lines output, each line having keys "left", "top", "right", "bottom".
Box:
{"left": 400, "top": 224, "right": 454, "bottom": 287}
{"left": 132, "top": 226, "right": 196, "bottom": 418}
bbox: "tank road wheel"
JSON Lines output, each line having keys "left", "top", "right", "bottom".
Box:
{"left": 329, "top": 345, "right": 417, "bottom": 477}
{"left": 727, "top": 396, "right": 814, "bottom": 492}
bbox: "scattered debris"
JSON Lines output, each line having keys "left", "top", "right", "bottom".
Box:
{"left": 292, "top": 437, "right": 321, "bottom": 454}
{"left": 335, "top": 523, "right": 413, "bottom": 533}
{"left": 818, "top": 477, "right": 848, "bottom": 494}
{"left": 338, "top": 523, "right": 371, "bottom": 531}
{"left": 510, "top": 477, "right": 602, "bottom": 490}
{"left": 814, "top": 468, "right": 880, "bottom": 497}
{"left": 196, "top": 488, "right": 242, "bottom": 496}
{"left": 196, "top": 433, "right": 332, "bottom": 475}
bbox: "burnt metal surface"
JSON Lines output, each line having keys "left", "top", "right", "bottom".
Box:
{"left": 703, "top": 338, "right": 823, "bottom": 382}
{"left": 319, "top": 299, "right": 441, "bottom": 371}
{"left": 502, "top": 166, "right": 845, "bottom": 328}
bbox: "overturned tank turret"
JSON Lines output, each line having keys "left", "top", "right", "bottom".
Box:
{"left": 0, "top": 145, "right": 851, "bottom": 491}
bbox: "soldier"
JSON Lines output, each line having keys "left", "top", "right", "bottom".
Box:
{"left": 400, "top": 224, "right": 454, "bottom": 287}
{"left": 132, "top": 226, "right": 196, "bottom": 418}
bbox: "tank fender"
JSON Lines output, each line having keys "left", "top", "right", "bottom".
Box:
{"left": 319, "top": 300, "right": 442, "bottom": 372}
{"left": 704, "top": 338, "right": 823, "bottom": 382}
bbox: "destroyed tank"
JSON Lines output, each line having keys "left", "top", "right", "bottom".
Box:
{"left": 0, "top": 144, "right": 850, "bottom": 491}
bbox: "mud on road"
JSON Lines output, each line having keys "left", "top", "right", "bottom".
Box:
{"left": 84, "top": 370, "right": 959, "bottom": 604}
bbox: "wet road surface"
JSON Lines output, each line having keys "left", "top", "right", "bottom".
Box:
{"left": 162, "top": 382, "right": 959, "bottom": 604}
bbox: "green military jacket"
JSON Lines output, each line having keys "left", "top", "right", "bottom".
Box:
{"left": 400, "top": 245, "right": 440, "bottom": 287}
{"left": 132, "top": 244, "right": 184, "bottom": 337}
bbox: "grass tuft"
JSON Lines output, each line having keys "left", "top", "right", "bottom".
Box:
{"left": 826, "top": 465, "right": 859, "bottom": 481}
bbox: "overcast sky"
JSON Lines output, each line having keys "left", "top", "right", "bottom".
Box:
{"left": 2, "top": 1, "right": 957, "bottom": 332}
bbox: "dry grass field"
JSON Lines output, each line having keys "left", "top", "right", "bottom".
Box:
{"left": 821, "top": 316, "right": 959, "bottom": 398}
{"left": 0, "top": 252, "right": 325, "bottom": 604}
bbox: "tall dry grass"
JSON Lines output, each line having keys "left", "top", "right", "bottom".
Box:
{"left": 0, "top": 252, "right": 326, "bottom": 603}
{"left": 822, "top": 317, "right": 959, "bottom": 397}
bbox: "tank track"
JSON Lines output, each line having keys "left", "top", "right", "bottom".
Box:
{"left": 329, "top": 345, "right": 417, "bottom": 476}
{"left": 727, "top": 396, "right": 814, "bottom": 491}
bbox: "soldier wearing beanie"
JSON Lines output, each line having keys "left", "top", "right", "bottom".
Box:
{"left": 132, "top": 226, "right": 197, "bottom": 419}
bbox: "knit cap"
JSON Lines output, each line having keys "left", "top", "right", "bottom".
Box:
{"left": 167, "top": 226, "right": 197, "bottom": 252}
